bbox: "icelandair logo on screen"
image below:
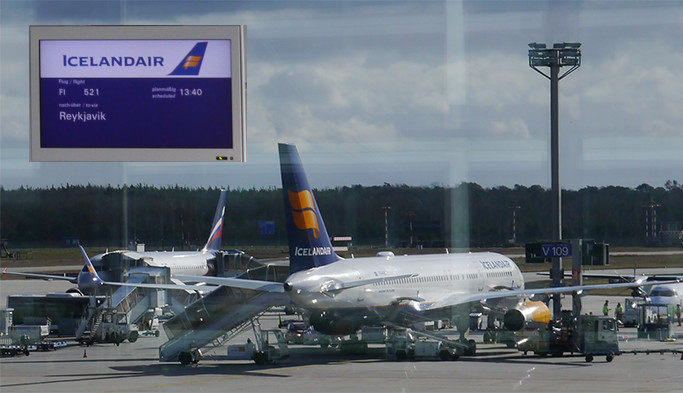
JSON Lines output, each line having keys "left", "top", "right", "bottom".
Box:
{"left": 59, "top": 41, "right": 209, "bottom": 76}
{"left": 169, "top": 42, "right": 208, "bottom": 76}
{"left": 62, "top": 55, "right": 164, "bottom": 68}
{"left": 288, "top": 190, "right": 320, "bottom": 239}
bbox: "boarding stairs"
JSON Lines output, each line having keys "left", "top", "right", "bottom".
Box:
{"left": 75, "top": 274, "right": 162, "bottom": 342}
{"left": 75, "top": 297, "right": 105, "bottom": 340}
{"left": 159, "top": 285, "right": 289, "bottom": 363}
{"left": 195, "top": 309, "right": 269, "bottom": 357}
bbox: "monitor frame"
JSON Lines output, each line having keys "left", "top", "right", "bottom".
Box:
{"left": 29, "top": 25, "right": 246, "bottom": 162}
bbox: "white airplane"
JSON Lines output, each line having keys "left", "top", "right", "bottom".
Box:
{"left": 649, "top": 283, "right": 682, "bottom": 306}
{"left": 590, "top": 272, "right": 681, "bottom": 307}
{"left": 140, "top": 143, "right": 676, "bottom": 352}
{"left": 269, "top": 144, "right": 679, "bottom": 345}
{"left": 77, "top": 143, "right": 679, "bottom": 355}
{"left": 537, "top": 270, "right": 683, "bottom": 307}
{"left": 4, "top": 189, "right": 227, "bottom": 295}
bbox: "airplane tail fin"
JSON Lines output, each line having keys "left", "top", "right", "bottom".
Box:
{"left": 279, "top": 143, "right": 340, "bottom": 274}
{"left": 169, "top": 42, "right": 208, "bottom": 76}
{"left": 77, "top": 245, "right": 105, "bottom": 292}
{"left": 202, "top": 189, "right": 227, "bottom": 252}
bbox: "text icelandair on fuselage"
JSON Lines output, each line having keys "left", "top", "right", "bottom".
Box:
{"left": 295, "top": 247, "right": 332, "bottom": 257}
{"left": 63, "top": 55, "right": 164, "bottom": 68}
{"left": 479, "top": 259, "right": 512, "bottom": 270}
{"left": 59, "top": 111, "right": 107, "bottom": 123}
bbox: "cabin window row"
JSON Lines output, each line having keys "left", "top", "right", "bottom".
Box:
{"left": 485, "top": 271, "right": 513, "bottom": 278}
{"left": 373, "top": 273, "right": 489, "bottom": 287}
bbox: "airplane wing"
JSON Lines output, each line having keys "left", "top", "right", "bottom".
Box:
{"left": 173, "top": 275, "right": 286, "bottom": 293}
{"left": 429, "top": 279, "right": 680, "bottom": 311}
{"left": 2, "top": 268, "right": 78, "bottom": 284}
{"left": 537, "top": 271, "right": 683, "bottom": 281}
{"left": 93, "top": 279, "right": 216, "bottom": 292}
{"left": 78, "top": 245, "right": 219, "bottom": 293}
{"left": 172, "top": 273, "right": 417, "bottom": 294}
{"left": 95, "top": 275, "right": 284, "bottom": 294}
{"left": 77, "top": 245, "right": 284, "bottom": 293}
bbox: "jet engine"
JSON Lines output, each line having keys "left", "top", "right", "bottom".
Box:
{"left": 308, "top": 310, "right": 357, "bottom": 335}
{"left": 307, "top": 309, "right": 382, "bottom": 335}
{"left": 503, "top": 300, "right": 551, "bottom": 331}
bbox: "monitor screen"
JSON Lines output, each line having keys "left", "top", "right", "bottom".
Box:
{"left": 30, "top": 25, "right": 246, "bottom": 162}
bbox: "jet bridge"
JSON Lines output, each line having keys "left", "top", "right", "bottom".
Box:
{"left": 159, "top": 285, "right": 289, "bottom": 364}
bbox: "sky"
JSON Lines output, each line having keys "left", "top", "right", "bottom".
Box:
{"left": 1, "top": 1, "right": 682, "bottom": 191}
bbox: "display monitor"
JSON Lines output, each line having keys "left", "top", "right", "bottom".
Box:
{"left": 30, "top": 25, "right": 246, "bottom": 162}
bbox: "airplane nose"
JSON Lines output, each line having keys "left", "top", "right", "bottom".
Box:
{"left": 283, "top": 282, "right": 293, "bottom": 292}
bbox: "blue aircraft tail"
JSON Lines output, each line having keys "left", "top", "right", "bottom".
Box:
{"left": 169, "top": 42, "right": 208, "bottom": 76}
{"left": 77, "top": 245, "right": 105, "bottom": 294}
{"left": 202, "top": 189, "right": 227, "bottom": 252}
{"left": 279, "top": 143, "right": 340, "bottom": 274}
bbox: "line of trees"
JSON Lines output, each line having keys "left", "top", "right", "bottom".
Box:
{"left": 1, "top": 182, "right": 681, "bottom": 249}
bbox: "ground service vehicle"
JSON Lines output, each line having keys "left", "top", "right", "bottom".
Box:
{"left": 285, "top": 321, "right": 309, "bottom": 344}
{"left": 577, "top": 315, "right": 619, "bottom": 362}
{"left": 385, "top": 328, "right": 460, "bottom": 361}
{"left": 517, "top": 313, "right": 619, "bottom": 362}
{"left": 78, "top": 310, "right": 139, "bottom": 345}
{"left": 621, "top": 298, "right": 641, "bottom": 327}
{"left": 636, "top": 303, "right": 673, "bottom": 339}
{"left": 254, "top": 329, "right": 289, "bottom": 365}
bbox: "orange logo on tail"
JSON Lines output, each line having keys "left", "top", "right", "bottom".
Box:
{"left": 289, "top": 190, "right": 320, "bottom": 238}
{"left": 183, "top": 55, "right": 202, "bottom": 69}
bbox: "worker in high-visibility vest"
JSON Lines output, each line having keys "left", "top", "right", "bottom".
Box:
{"left": 602, "top": 300, "right": 610, "bottom": 316}
{"left": 615, "top": 302, "right": 624, "bottom": 325}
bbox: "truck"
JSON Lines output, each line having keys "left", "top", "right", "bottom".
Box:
{"left": 385, "top": 328, "right": 460, "bottom": 361}
{"left": 576, "top": 314, "right": 619, "bottom": 362}
{"left": 621, "top": 298, "right": 642, "bottom": 327}
{"left": 636, "top": 303, "right": 673, "bottom": 340}
{"left": 517, "top": 313, "right": 619, "bottom": 362}
{"left": 1, "top": 323, "right": 62, "bottom": 357}
{"left": 9, "top": 323, "right": 50, "bottom": 346}
{"left": 226, "top": 328, "right": 289, "bottom": 365}
{"left": 78, "top": 310, "right": 139, "bottom": 345}
{"left": 516, "top": 319, "right": 576, "bottom": 358}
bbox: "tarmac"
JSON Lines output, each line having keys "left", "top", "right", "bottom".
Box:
{"left": 1, "top": 275, "right": 682, "bottom": 393}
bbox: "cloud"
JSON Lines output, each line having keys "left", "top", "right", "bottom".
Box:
{"left": 249, "top": 54, "right": 446, "bottom": 142}
{"left": 581, "top": 39, "right": 683, "bottom": 137}
{"left": 1, "top": 1, "right": 681, "bottom": 190}
{"left": 489, "top": 118, "right": 531, "bottom": 139}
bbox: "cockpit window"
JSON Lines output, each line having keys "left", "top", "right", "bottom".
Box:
{"left": 651, "top": 288, "right": 676, "bottom": 297}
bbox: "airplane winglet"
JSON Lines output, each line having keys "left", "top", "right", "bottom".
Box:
{"left": 78, "top": 245, "right": 105, "bottom": 287}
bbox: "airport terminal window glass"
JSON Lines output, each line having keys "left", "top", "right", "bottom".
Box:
{"left": 1, "top": 1, "right": 682, "bottom": 390}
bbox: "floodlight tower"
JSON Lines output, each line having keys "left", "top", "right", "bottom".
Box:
{"left": 528, "top": 42, "right": 581, "bottom": 317}
{"left": 382, "top": 206, "right": 392, "bottom": 248}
